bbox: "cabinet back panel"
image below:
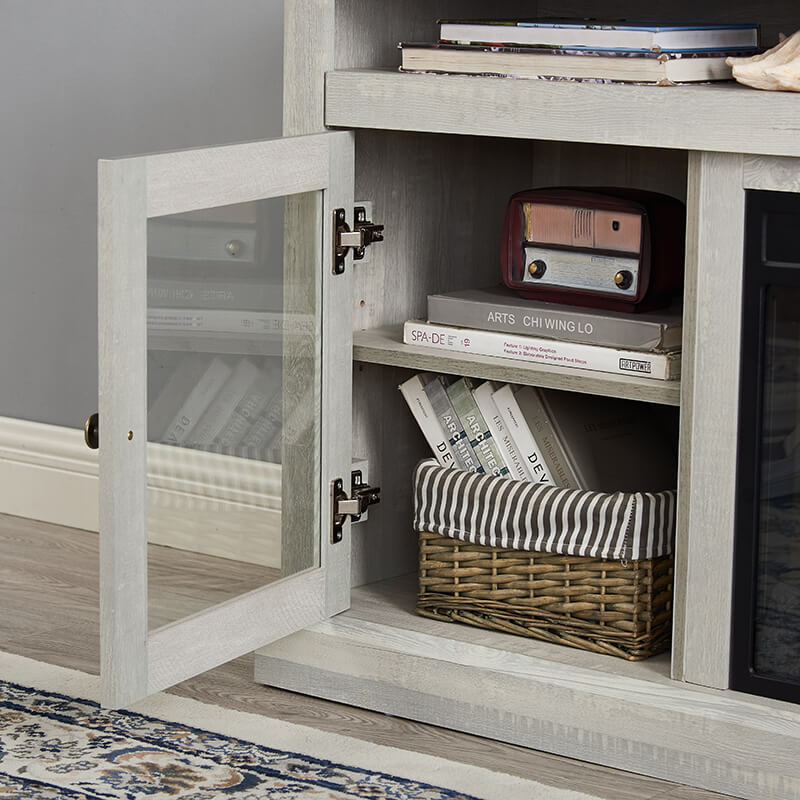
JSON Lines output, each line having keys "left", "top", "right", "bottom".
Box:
{"left": 353, "top": 130, "right": 534, "bottom": 331}
{"left": 531, "top": 143, "right": 688, "bottom": 205}
{"left": 335, "top": 1, "right": 542, "bottom": 69}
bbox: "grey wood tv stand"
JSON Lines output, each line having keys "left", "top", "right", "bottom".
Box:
{"left": 255, "top": 3, "right": 800, "bottom": 798}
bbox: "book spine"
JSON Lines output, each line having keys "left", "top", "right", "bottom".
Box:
{"left": 515, "top": 386, "right": 581, "bottom": 490}
{"left": 213, "top": 365, "right": 281, "bottom": 448}
{"left": 147, "top": 308, "right": 286, "bottom": 335}
{"left": 186, "top": 359, "right": 263, "bottom": 446}
{"left": 403, "top": 320, "right": 680, "bottom": 380}
{"left": 398, "top": 374, "right": 458, "bottom": 468}
{"left": 490, "top": 384, "right": 553, "bottom": 485}
{"left": 240, "top": 391, "right": 283, "bottom": 449}
{"left": 427, "top": 294, "right": 676, "bottom": 351}
{"left": 161, "top": 357, "right": 233, "bottom": 446}
{"left": 471, "top": 380, "right": 530, "bottom": 482}
{"left": 148, "top": 279, "right": 280, "bottom": 311}
{"left": 446, "top": 377, "right": 510, "bottom": 477}
{"left": 423, "top": 376, "right": 482, "bottom": 473}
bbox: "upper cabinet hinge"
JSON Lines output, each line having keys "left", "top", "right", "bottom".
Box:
{"left": 333, "top": 205, "right": 384, "bottom": 275}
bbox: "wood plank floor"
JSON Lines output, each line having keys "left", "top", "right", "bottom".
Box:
{"left": 0, "top": 512, "right": 735, "bottom": 800}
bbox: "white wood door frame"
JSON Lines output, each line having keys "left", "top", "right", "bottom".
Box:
{"left": 98, "top": 131, "right": 355, "bottom": 708}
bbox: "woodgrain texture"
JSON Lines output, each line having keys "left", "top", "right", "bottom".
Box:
{"left": 744, "top": 155, "right": 800, "bottom": 193}
{"left": 354, "top": 325, "right": 682, "bottom": 405}
{"left": 256, "top": 575, "right": 800, "bottom": 800}
{"left": 148, "top": 568, "right": 325, "bottom": 694}
{"left": 145, "top": 137, "right": 332, "bottom": 217}
{"left": 326, "top": 71, "right": 800, "bottom": 158}
{"left": 98, "top": 156, "right": 149, "bottom": 708}
{"left": 672, "top": 153, "right": 745, "bottom": 688}
{"left": 0, "top": 514, "right": 739, "bottom": 800}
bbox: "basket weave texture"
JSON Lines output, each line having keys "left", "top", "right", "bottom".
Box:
{"left": 418, "top": 530, "right": 674, "bottom": 660}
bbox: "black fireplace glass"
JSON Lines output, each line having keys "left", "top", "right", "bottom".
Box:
{"left": 732, "top": 190, "right": 800, "bottom": 703}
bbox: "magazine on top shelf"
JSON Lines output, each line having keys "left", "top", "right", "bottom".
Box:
{"left": 399, "top": 42, "right": 751, "bottom": 84}
{"left": 437, "top": 19, "right": 760, "bottom": 53}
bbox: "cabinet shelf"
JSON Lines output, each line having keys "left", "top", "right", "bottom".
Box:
{"left": 326, "top": 69, "right": 800, "bottom": 158}
{"left": 353, "top": 325, "right": 681, "bottom": 405}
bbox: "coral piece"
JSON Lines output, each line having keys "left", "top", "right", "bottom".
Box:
{"left": 727, "top": 29, "right": 800, "bottom": 91}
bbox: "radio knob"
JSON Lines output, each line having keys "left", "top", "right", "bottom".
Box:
{"left": 528, "top": 259, "right": 547, "bottom": 279}
{"left": 614, "top": 270, "right": 633, "bottom": 290}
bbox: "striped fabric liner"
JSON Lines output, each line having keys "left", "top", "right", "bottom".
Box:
{"left": 412, "top": 459, "right": 676, "bottom": 560}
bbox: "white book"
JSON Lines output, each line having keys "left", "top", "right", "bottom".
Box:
{"left": 472, "top": 380, "right": 530, "bottom": 482}
{"left": 147, "top": 307, "right": 285, "bottom": 335}
{"left": 160, "top": 357, "right": 233, "bottom": 446}
{"left": 491, "top": 384, "right": 556, "bottom": 486}
{"left": 148, "top": 353, "right": 213, "bottom": 441}
{"left": 186, "top": 358, "right": 263, "bottom": 445}
{"left": 399, "top": 373, "right": 458, "bottom": 468}
{"left": 403, "top": 320, "right": 680, "bottom": 381}
{"left": 214, "top": 362, "right": 281, "bottom": 447}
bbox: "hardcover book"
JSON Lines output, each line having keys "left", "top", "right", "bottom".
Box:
{"left": 446, "top": 377, "right": 510, "bottom": 477}
{"left": 403, "top": 320, "right": 681, "bottom": 380}
{"left": 398, "top": 373, "right": 458, "bottom": 468}
{"left": 471, "top": 380, "right": 530, "bottom": 481}
{"left": 187, "top": 358, "right": 263, "bottom": 446}
{"left": 437, "top": 19, "right": 760, "bottom": 53}
{"left": 160, "top": 357, "right": 233, "bottom": 446}
{"left": 490, "top": 383, "right": 556, "bottom": 485}
{"left": 423, "top": 375, "right": 482, "bottom": 472}
{"left": 427, "top": 286, "right": 682, "bottom": 351}
{"left": 536, "top": 388, "right": 678, "bottom": 492}
{"left": 400, "top": 42, "right": 749, "bottom": 83}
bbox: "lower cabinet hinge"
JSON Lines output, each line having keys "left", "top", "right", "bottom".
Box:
{"left": 331, "top": 470, "right": 381, "bottom": 543}
{"left": 333, "top": 205, "right": 384, "bottom": 275}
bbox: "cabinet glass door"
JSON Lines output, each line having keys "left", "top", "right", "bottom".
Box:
{"left": 98, "top": 132, "right": 355, "bottom": 707}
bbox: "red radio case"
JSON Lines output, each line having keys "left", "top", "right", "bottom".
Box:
{"left": 501, "top": 187, "right": 686, "bottom": 313}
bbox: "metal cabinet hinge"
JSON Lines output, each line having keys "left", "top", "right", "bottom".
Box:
{"left": 331, "top": 470, "right": 381, "bottom": 543}
{"left": 333, "top": 206, "right": 384, "bottom": 275}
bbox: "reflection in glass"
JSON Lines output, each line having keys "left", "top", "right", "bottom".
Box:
{"left": 753, "top": 286, "right": 800, "bottom": 682}
{"left": 144, "top": 195, "right": 319, "bottom": 629}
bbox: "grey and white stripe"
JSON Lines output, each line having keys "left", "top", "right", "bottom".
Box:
{"left": 413, "top": 459, "right": 676, "bottom": 560}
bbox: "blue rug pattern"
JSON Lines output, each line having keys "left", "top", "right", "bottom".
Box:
{"left": 0, "top": 680, "right": 481, "bottom": 799}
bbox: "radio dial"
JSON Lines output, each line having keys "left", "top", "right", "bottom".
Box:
{"left": 528, "top": 259, "right": 547, "bottom": 279}
{"left": 614, "top": 270, "right": 634, "bottom": 290}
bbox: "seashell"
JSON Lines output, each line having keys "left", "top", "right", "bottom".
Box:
{"left": 726, "top": 29, "right": 800, "bottom": 91}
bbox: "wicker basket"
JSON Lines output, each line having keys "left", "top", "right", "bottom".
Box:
{"left": 413, "top": 459, "right": 676, "bottom": 660}
{"left": 418, "top": 531, "right": 673, "bottom": 660}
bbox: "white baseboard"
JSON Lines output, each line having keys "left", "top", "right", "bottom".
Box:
{"left": 0, "top": 416, "right": 281, "bottom": 567}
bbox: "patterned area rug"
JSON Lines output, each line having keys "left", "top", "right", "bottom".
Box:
{"left": 0, "top": 678, "right": 478, "bottom": 799}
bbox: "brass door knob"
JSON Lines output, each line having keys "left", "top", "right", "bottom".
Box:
{"left": 85, "top": 413, "right": 99, "bottom": 450}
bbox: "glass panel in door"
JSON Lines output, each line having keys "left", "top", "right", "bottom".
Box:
{"left": 145, "top": 194, "right": 318, "bottom": 629}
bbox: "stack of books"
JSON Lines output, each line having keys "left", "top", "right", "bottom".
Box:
{"left": 399, "top": 18, "right": 761, "bottom": 84}
{"left": 403, "top": 285, "right": 682, "bottom": 381}
{"left": 399, "top": 371, "right": 677, "bottom": 492}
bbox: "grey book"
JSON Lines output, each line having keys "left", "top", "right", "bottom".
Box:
{"left": 514, "top": 386, "right": 578, "bottom": 489}
{"left": 423, "top": 375, "right": 482, "bottom": 473}
{"left": 446, "top": 377, "right": 510, "bottom": 477}
{"left": 148, "top": 278, "right": 282, "bottom": 311}
{"left": 514, "top": 387, "right": 678, "bottom": 492}
{"left": 427, "top": 285, "right": 682, "bottom": 352}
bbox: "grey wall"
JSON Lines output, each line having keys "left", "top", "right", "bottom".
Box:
{"left": 0, "top": 1, "right": 284, "bottom": 427}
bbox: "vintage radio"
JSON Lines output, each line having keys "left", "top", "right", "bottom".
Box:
{"left": 501, "top": 188, "right": 686, "bottom": 312}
